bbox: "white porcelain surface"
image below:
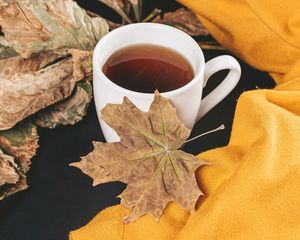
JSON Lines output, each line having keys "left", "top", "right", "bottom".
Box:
{"left": 93, "top": 23, "right": 241, "bottom": 142}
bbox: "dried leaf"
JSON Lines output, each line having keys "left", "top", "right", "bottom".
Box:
{"left": 35, "top": 80, "right": 92, "bottom": 129}
{"left": 128, "top": 0, "right": 142, "bottom": 21}
{"left": 71, "top": 93, "right": 206, "bottom": 223}
{"left": 0, "top": 150, "right": 28, "bottom": 200}
{"left": 84, "top": 8, "right": 122, "bottom": 30}
{"left": 153, "top": 8, "right": 209, "bottom": 36}
{"left": 0, "top": 119, "right": 38, "bottom": 200}
{"left": 0, "top": 47, "right": 94, "bottom": 131}
{"left": 0, "top": 150, "right": 19, "bottom": 186}
{"left": 0, "top": 175, "right": 28, "bottom": 200}
{"left": 0, "top": 0, "right": 106, "bottom": 131}
{"left": 0, "top": 0, "right": 108, "bottom": 201}
{"left": 0, "top": 0, "right": 108, "bottom": 58}
{"left": 0, "top": 56, "right": 78, "bottom": 130}
{"left": 106, "top": 19, "right": 122, "bottom": 30}
{"left": 68, "top": 49, "right": 93, "bottom": 81}
{"left": 0, "top": 43, "right": 17, "bottom": 59}
{"left": 0, "top": 51, "right": 63, "bottom": 79}
{"left": 0, "top": 120, "right": 38, "bottom": 172}
{"left": 96, "top": 0, "right": 132, "bottom": 23}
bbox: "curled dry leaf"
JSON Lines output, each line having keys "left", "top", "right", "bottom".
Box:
{"left": 0, "top": 120, "right": 39, "bottom": 172}
{"left": 35, "top": 80, "right": 93, "bottom": 129}
{"left": 0, "top": 150, "right": 28, "bottom": 200}
{"left": 0, "top": 150, "right": 19, "bottom": 186}
{"left": 128, "top": 0, "right": 142, "bottom": 21}
{"left": 0, "top": 0, "right": 108, "bottom": 58}
{"left": 0, "top": 55, "right": 79, "bottom": 130}
{"left": 0, "top": 118, "right": 38, "bottom": 200}
{"left": 153, "top": 8, "right": 209, "bottom": 36}
{"left": 0, "top": 0, "right": 108, "bottom": 201}
{"left": 96, "top": 0, "right": 132, "bottom": 23}
{"left": 71, "top": 92, "right": 206, "bottom": 223}
{"left": 0, "top": 0, "right": 108, "bottom": 131}
{"left": 0, "top": 51, "right": 64, "bottom": 79}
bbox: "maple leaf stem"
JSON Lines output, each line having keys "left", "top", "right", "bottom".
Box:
{"left": 184, "top": 124, "right": 225, "bottom": 143}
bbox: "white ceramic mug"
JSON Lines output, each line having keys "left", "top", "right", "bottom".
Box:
{"left": 93, "top": 23, "right": 241, "bottom": 142}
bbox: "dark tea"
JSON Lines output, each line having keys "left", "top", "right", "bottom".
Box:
{"left": 102, "top": 44, "right": 194, "bottom": 93}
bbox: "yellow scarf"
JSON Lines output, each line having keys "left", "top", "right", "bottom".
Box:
{"left": 70, "top": 0, "right": 300, "bottom": 239}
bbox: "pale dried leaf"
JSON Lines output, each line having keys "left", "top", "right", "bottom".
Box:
{"left": 68, "top": 49, "right": 93, "bottom": 81}
{"left": 85, "top": 9, "right": 122, "bottom": 30}
{"left": 0, "top": 150, "right": 19, "bottom": 186}
{"left": 0, "top": 0, "right": 107, "bottom": 130}
{"left": 71, "top": 93, "right": 206, "bottom": 223}
{"left": 0, "top": 0, "right": 108, "bottom": 58}
{"left": 35, "top": 80, "right": 92, "bottom": 129}
{"left": 0, "top": 51, "right": 63, "bottom": 79}
{"left": 128, "top": 0, "right": 142, "bottom": 21}
{"left": 153, "top": 8, "right": 209, "bottom": 36}
{"left": 127, "top": 0, "right": 138, "bottom": 7}
{"left": 0, "top": 120, "right": 38, "bottom": 172}
{"left": 0, "top": 56, "right": 79, "bottom": 130}
{"left": 96, "top": 0, "right": 132, "bottom": 23}
{"left": 0, "top": 0, "right": 108, "bottom": 202}
{"left": 0, "top": 150, "right": 28, "bottom": 200}
{"left": 106, "top": 20, "right": 122, "bottom": 30}
{"left": 0, "top": 173, "right": 28, "bottom": 200}
{"left": 99, "top": 0, "right": 126, "bottom": 10}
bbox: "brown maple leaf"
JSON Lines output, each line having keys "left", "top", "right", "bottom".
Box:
{"left": 71, "top": 92, "right": 206, "bottom": 223}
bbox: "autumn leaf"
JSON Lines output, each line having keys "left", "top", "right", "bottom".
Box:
{"left": 0, "top": 150, "right": 28, "bottom": 200}
{"left": 0, "top": 150, "right": 19, "bottom": 187}
{"left": 153, "top": 8, "right": 209, "bottom": 36}
{"left": 0, "top": 0, "right": 108, "bottom": 58}
{"left": 0, "top": 0, "right": 108, "bottom": 131}
{"left": 0, "top": 120, "right": 38, "bottom": 172}
{"left": 0, "top": 51, "right": 63, "bottom": 78}
{"left": 96, "top": 0, "right": 132, "bottom": 23}
{"left": 71, "top": 92, "right": 206, "bottom": 223}
{"left": 128, "top": 0, "right": 142, "bottom": 22}
{"left": 0, "top": 53, "right": 82, "bottom": 130}
{"left": 0, "top": 119, "right": 38, "bottom": 200}
{"left": 35, "top": 80, "right": 93, "bottom": 129}
{"left": 0, "top": 0, "right": 108, "bottom": 201}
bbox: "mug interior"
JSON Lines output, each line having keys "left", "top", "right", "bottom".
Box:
{"left": 93, "top": 23, "right": 204, "bottom": 96}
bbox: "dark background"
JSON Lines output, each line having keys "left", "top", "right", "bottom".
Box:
{"left": 0, "top": 1, "right": 275, "bottom": 240}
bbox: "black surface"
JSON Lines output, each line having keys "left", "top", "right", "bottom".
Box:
{"left": 0, "top": 1, "right": 275, "bottom": 240}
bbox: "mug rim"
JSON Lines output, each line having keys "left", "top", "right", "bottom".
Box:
{"left": 93, "top": 22, "right": 205, "bottom": 97}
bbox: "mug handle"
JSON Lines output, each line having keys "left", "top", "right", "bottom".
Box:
{"left": 196, "top": 55, "right": 241, "bottom": 121}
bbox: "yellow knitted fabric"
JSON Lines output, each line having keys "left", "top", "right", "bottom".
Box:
{"left": 70, "top": 0, "right": 300, "bottom": 239}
